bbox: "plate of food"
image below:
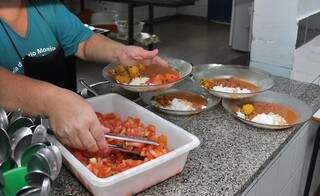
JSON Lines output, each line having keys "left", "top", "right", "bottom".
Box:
{"left": 222, "top": 91, "right": 312, "bottom": 129}
{"left": 192, "top": 64, "right": 274, "bottom": 99}
{"left": 140, "top": 78, "right": 220, "bottom": 115}
{"left": 102, "top": 57, "right": 192, "bottom": 92}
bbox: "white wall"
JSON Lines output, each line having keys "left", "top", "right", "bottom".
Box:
{"left": 298, "top": 0, "right": 320, "bottom": 20}
{"left": 291, "top": 35, "right": 320, "bottom": 84}
{"left": 250, "top": 0, "right": 300, "bottom": 77}
{"left": 177, "top": 0, "right": 208, "bottom": 17}
{"left": 250, "top": 0, "right": 320, "bottom": 80}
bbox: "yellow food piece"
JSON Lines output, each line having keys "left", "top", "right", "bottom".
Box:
{"left": 115, "top": 74, "right": 131, "bottom": 84}
{"left": 200, "top": 79, "right": 213, "bottom": 89}
{"left": 112, "top": 63, "right": 147, "bottom": 84}
{"left": 128, "top": 65, "right": 140, "bottom": 78}
{"left": 114, "top": 65, "right": 126, "bottom": 74}
{"left": 242, "top": 104, "right": 254, "bottom": 115}
{"left": 137, "top": 63, "right": 145, "bottom": 71}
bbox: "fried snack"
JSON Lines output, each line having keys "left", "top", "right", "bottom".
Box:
{"left": 128, "top": 66, "right": 140, "bottom": 78}
{"left": 200, "top": 79, "right": 214, "bottom": 89}
{"left": 110, "top": 64, "right": 145, "bottom": 84}
{"left": 115, "top": 74, "right": 131, "bottom": 84}
{"left": 241, "top": 104, "right": 254, "bottom": 115}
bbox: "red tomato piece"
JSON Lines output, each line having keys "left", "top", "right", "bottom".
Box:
{"left": 71, "top": 112, "right": 169, "bottom": 178}
{"left": 164, "top": 73, "right": 180, "bottom": 83}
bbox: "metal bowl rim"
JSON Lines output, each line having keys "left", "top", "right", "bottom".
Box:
{"left": 221, "top": 91, "right": 313, "bottom": 129}
{"left": 102, "top": 57, "right": 193, "bottom": 89}
{"left": 192, "top": 64, "right": 275, "bottom": 95}
{"left": 142, "top": 88, "right": 221, "bottom": 114}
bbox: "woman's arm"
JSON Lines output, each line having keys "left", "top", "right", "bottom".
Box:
{"left": 0, "top": 67, "right": 58, "bottom": 115}
{"left": 0, "top": 68, "right": 107, "bottom": 152}
{"left": 75, "top": 33, "right": 168, "bottom": 67}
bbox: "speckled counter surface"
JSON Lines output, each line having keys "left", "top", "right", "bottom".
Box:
{"left": 51, "top": 76, "right": 320, "bottom": 196}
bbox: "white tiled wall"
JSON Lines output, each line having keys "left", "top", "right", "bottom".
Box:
{"left": 291, "top": 35, "right": 320, "bottom": 85}
{"left": 177, "top": 0, "right": 208, "bottom": 17}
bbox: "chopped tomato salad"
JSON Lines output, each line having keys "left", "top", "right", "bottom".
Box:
{"left": 71, "top": 113, "right": 169, "bottom": 178}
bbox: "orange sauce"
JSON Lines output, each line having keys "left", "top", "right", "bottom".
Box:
{"left": 141, "top": 64, "right": 179, "bottom": 78}
{"left": 201, "top": 77, "right": 259, "bottom": 92}
{"left": 234, "top": 102, "right": 298, "bottom": 124}
{"left": 153, "top": 91, "right": 207, "bottom": 110}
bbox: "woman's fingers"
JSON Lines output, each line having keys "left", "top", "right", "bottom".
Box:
{"left": 78, "top": 128, "right": 100, "bottom": 152}
{"left": 152, "top": 56, "right": 169, "bottom": 67}
{"left": 89, "top": 120, "right": 108, "bottom": 151}
{"left": 139, "top": 49, "right": 158, "bottom": 59}
{"left": 120, "top": 46, "right": 168, "bottom": 67}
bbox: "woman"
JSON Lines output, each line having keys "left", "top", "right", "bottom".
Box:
{"left": 0, "top": 0, "right": 167, "bottom": 152}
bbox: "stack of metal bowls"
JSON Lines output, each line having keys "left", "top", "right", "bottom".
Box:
{"left": 0, "top": 108, "right": 62, "bottom": 196}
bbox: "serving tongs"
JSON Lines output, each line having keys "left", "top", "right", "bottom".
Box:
{"left": 104, "top": 133, "right": 159, "bottom": 146}
{"left": 105, "top": 134, "right": 159, "bottom": 156}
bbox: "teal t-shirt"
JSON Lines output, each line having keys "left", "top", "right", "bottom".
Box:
{"left": 0, "top": 0, "right": 93, "bottom": 74}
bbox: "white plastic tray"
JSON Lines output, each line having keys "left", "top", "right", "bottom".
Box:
{"left": 49, "top": 93, "right": 200, "bottom": 196}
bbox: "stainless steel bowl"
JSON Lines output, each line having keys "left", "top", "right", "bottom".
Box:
{"left": 102, "top": 57, "right": 193, "bottom": 92}
{"left": 80, "top": 81, "right": 140, "bottom": 101}
{"left": 192, "top": 64, "right": 274, "bottom": 99}
{"left": 222, "top": 91, "right": 313, "bottom": 129}
{"left": 140, "top": 77, "right": 220, "bottom": 115}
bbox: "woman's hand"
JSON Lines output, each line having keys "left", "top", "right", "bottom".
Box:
{"left": 45, "top": 88, "right": 108, "bottom": 152}
{"left": 118, "top": 46, "right": 168, "bottom": 67}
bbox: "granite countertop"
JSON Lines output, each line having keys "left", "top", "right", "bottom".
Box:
{"left": 51, "top": 76, "right": 320, "bottom": 196}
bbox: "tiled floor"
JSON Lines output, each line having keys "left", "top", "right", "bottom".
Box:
{"left": 76, "top": 15, "right": 249, "bottom": 91}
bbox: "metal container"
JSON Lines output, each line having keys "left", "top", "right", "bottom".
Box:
{"left": 222, "top": 91, "right": 313, "bottom": 129}
{"left": 80, "top": 81, "right": 140, "bottom": 101}
{"left": 102, "top": 57, "right": 193, "bottom": 92}
{"left": 140, "top": 77, "right": 220, "bottom": 115}
{"left": 48, "top": 94, "right": 200, "bottom": 196}
{"left": 192, "top": 64, "right": 274, "bottom": 99}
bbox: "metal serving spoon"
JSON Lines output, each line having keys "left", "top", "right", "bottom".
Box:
{"left": 19, "top": 143, "right": 47, "bottom": 167}
{"left": 17, "top": 187, "right": 41, "bottom": 196}
{"left": 9, "top": 108, "right": 22, "bottom": 124}
{"left": 16, "top": 186, "right": 39, "bottom": 196}
{"left": 25, "top": 170, "right": 50, "bottom": 188}
{"left": 11, "top": 127, "right": 32, "bottom": 152}
{"left": 47, "top": 146, "right": 62, "bottom": 180}
{"left": 0, "top": 128, "right": 11, "bottom": 168}
{"left": 27, "top": 154, "right": 51, "bottom": 179}
{"left": 40, "top": 177, "right": 51, "bottom": 196}
{"left": 7, "top": 117, "right": 34, "bottom": 138}
{"left": 37, "top": 147, "right": 59, "bottom": 180}
{"left": 31, "top": 125, "right": 48, "bottom": 144}
{"left": 79, "top": 79, "right": 99, "bottom": 96}
{"left": 0, "top": 108, "right": 8, "bottom": 130}
{"left": 13, "top": 134, "right": 33, "bottom": 167}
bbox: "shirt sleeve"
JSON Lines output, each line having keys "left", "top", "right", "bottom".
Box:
{"left": 50, "top": 0, "right": 93, "bottom": 56}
